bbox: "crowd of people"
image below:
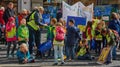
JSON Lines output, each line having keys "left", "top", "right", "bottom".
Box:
{"left": 0, "top": 2, "right": 120, "bottom": 65}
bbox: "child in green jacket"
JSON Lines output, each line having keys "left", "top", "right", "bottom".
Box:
{"left": 44, "top": 18, "right": 57, "bottom": 57}
{"left": 17, "top": 18, "right": 29, "bottom": 45}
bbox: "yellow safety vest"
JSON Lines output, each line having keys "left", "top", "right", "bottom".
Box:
{"left": 27, "top": 12, "right": 39, "bottom": 31}
{"left": 95, "top": 29, "right": 102, "bottom": 40}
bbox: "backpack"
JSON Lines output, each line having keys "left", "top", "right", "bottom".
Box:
{"left": 55, "top": 26, "right": 65, "bottom": 41}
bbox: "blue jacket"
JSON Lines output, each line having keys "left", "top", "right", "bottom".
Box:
{"left": 16, "top": 50, "right": 30, "bottom": 60}
{"left": 108, "top": 19, "right": 120, "bottom": 35}
{"left": 66, "top": 26, "right": 81, "bottom": 46}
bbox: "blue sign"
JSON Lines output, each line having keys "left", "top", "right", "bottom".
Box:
{"left": 67, "top": 16, "right": 87, "bottom": 26}
{"left": 42, "top": 14, "right": 50, "bottom": 24}
{"left": 94, "top": 5, "right": 112, "bottom": 16}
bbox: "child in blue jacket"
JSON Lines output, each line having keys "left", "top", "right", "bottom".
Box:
{"left": 16, "top": 43, "right": 35, "bottom": 64}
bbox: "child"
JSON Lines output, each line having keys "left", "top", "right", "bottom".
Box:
{"left": 53, "top": 23, "right": 65, "bottom": 65}
{"left": 17, "top": 18, "right": 29, "bottom": 46}
{"left": 66, "top": 19, "right": 81, "bottom": 60}
{"left": 6, "top": 17, "right": 17, "bottom": 58}
{"left": 45, "top": 18, "right": 56, "bottom": 57}
{"left": 104, "top": 29, "right": 115, "bottom": 64}
{"left": 77, "top": 39, "right": 92, "bottom": 60}
{"left": 85, "top": 21, "right": 93, "bottom": 50}
{"left": 95, "top": 20, "right": 104, "bottom": 55}
{"left": 16, "top": 43, "right": 35, "bottom": 64}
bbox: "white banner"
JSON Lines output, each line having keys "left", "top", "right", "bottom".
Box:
{"left": 62, "top": 1, "right": 79, "bottom": 21}
{"left": 62, "top": 1, "right": 93, "bottom": 23}
{"left": 78, "top": 2, "right": 93, "bottom": 22}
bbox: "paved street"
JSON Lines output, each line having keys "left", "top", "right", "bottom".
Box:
{"left": 0, "top": 33, "right": 120, "bottom": 67}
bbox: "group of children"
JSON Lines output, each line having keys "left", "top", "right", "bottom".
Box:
{"left": 4, "top": 16, "right": 120, "bottom": 65}
{"left": 0, "top": 5, "right": 119, "bottom": 65}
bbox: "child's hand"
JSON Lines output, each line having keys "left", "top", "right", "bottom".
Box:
{"left": 25, "top": 38, "right": 29, "bottom": 41}
{"left": 24, "top": 58, "right": 28, "bottom": 63}
{"left": 44, "top": 24, "right": 48, "bottom": 26}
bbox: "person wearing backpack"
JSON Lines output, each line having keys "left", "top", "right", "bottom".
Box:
{"left": 66, "top": 19, "right": 81, "bottom": 60}
{"left": 6, "top": 17, "right": 17, "bottom": 58}
{"left": 53, "top": 23, "right": 65, "bottom": 65}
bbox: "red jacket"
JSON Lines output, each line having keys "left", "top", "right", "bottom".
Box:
{"left": 0, "top": 10, "right": 5, "bottom": 25}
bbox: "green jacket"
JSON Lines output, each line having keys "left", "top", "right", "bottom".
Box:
{"left": 45, "top": 25, "right": 55, "bottom": 40}
{"left": 18, "top": 25, "right": 29, "bottom": 41}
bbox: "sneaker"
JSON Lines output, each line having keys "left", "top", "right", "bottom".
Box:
{"left": 30, "top": 59, "right": 35, "bottom": 63}
{"left": 8, "top": 55, "right": 12, "bottom": 58}
{"left": 11, "top": 54, "right": 14, "bottom": 58}
{"left": 112, "top": 58, "right": 116, "bottom": 60}
{"left": 61, "top": 62, "right": 65, "bottom": 65}
{"left": 53, "top": 63, "right": 58, "bottom": 65}
{"left": 105, "top": 61, "right": 112, "bottom": 65}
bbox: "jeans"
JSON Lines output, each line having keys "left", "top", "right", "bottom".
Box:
{"left": 66, "top": 46, "right": 75, "bottom": 59}
{"left": 106, "top": 47, "right": 113, "bottom": 62}
{"left": 54, "top": 45, "right": 64, "bottom": 63}
{"left": 88, "top": 40, "right": 92, "bottom": 50}
{"left": 78, "top": 53, "right": 92, "bottom": 60}
{"left": 28, "top": 27, "right": 41, "bottom": 55}
{"left": 112, "top": 45, "right": 117, "bottom": 59}
{"left": 7, "top": 41, "right": 16, "bottom": 56}
{"left": 95, "top": 40, "right": 102, "bottom": 54}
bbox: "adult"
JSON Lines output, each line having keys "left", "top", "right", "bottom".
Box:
{"left": 108, "top": 12, "right": 120, "bottom": 60}
{"left": 0, "top": 7, "right": 5, "bottom": 25}
{"left": 3, "top": 2, "right": 15, "bottom": 24}
{"left": 108, "top": 12, "right": 120, "bottom": 36}
{"left": 27, "top": 6, "right": 46, "bottom": 57}
{"left": 18, "top": 9, "right": 28, "bottom": 25}
{"left": 56, "top": 9, "right": 62, "bottom": 22}
{"left": 0, "top": 7, "right": 5, "bottom": 42}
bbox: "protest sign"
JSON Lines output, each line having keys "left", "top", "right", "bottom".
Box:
{"left": 98, "top": 47, "right": 111, "bottom": 64}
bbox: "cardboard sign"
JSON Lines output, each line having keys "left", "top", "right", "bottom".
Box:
{"left": 98, "top": 47, "right": 111, "bottom": 64}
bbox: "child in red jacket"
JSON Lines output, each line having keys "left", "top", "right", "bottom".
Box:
{"left": 6, "top": 17, "right": 17, "bottom": 58}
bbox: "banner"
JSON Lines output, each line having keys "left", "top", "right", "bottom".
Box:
{"left": 78, "top": 2, "right": 93, "bottom": 22}
{"left": 62, "top": 1, "right": 79, "bottom": 21}
{"left": 62, "top": 1, "right": 93, "bottom": 23}
{"left": 94, "top": 5, "right": 112, "bottom": 17}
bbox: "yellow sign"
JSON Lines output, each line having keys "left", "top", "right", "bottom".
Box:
{"left": 98, "top": 47, "right": 111, "bottom": 64}
{"left": 78, "top": 25, "right": 86, "bottom": 32}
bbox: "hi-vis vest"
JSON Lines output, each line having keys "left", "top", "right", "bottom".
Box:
{"left": 95, "top": 30, "right": 102, "bottom": 40}
{"left": 27, "top": 12, "right": 39, "bottom": 31}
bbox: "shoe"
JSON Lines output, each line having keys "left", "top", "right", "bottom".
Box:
{"left": 112, "top": 58, "right": 116, "bottom": 60}
{"left": 105, "top": 61, "right": 112, "bottom": 65}
{"left": 61, "top": 62, "right": 65, "bottom": 65}
{"left": 53, "top": 63, "right": 58, "bottom": 65}
{"left": 30, "top": 59, "right": 35, "bottom": 63}
{"left": 11, "top": 54, "right": 14, "bottom": 58}
{"left": 8, "top": 55, "right": 12, "bottom": 58}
